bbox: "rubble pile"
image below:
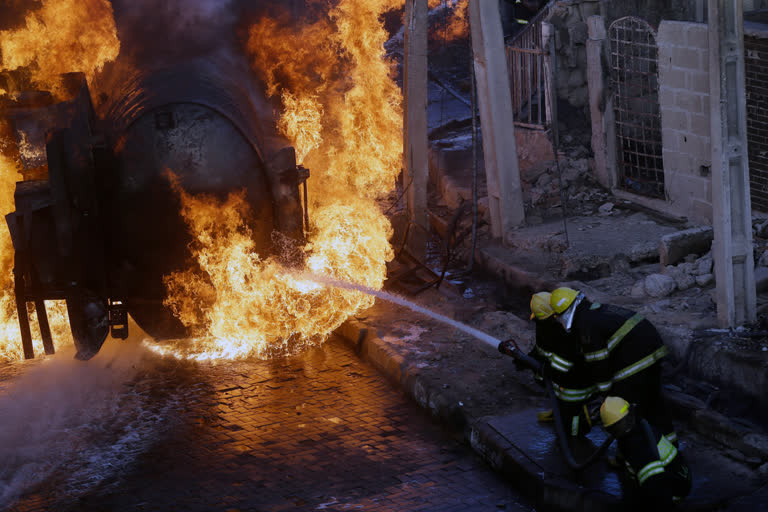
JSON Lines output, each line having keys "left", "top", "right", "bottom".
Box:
{"left": 632, "top": 252, "right": 714, "bottom": 299}
{"left": 522, "top": 140, "right": 611, "bottom": 222}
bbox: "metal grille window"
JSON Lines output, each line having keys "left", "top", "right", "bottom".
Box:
{"left": 745, "top": 35, "right": 768, "bottom": 213}
{"left": 609, "top": 17, "right": 665, "bottom": 199}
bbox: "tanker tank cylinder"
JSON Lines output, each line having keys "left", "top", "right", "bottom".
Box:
{"left": 4, "top": 66, "right": 309, "bottom": 361}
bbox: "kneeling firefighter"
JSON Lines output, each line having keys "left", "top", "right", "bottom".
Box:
{"left": 527, "top": 292, "right": 594, "bottom": 437}
{"left": 601, "top": 396, "right": 692, "bottom": 508}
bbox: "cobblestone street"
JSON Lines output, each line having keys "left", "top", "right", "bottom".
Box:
{"left": 2, "top": 336, "right": 531, "bottom": 512}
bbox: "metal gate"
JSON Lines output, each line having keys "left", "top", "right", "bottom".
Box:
{"left": 609, "top": 17, "right": 664, "bottom": 199}
{"left": 505, "top": 0, "right": 556, "bottom": 130}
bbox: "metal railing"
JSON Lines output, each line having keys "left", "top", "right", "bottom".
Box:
{"left": 505, "top": 0, "right": 557, "bottom": 130}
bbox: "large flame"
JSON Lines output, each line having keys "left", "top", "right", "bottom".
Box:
{"left": 0, "top": 0, "right": 120, "bottom": 97}
{"left": 151, "top": 0, "right": 403, "bottom": 360}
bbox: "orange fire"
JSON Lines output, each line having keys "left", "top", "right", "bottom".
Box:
{"left": 147, "top": 0, "right": 403, "bottom": 360}
{"left": 0, "top": 0, "right": 120, "bottom": 98}
{"left": 0, "top": 139, "right": 73, "bottom": 362}
{"left": 428, "top": 0, "right": 470, "bottom": 42}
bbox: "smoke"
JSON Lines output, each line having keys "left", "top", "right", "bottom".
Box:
{"left": 108, "top": 0, "right": 237, "bottom": 64}
{"left": 0, "top": 331, "right": 184, "bottom": 509}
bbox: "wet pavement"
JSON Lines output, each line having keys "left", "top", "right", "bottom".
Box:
{"left": 0, "top": 336, "right": 532, "bottom": 512}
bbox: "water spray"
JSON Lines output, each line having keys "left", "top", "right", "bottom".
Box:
{"left": 295, "top": 272, "right": 542, "bottom": 371}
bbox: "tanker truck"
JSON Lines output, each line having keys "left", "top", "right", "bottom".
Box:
{"left": 2, "top": 53, "right": 309, "bottom": 360}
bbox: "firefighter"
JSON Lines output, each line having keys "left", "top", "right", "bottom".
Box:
{"left": 528, "top": 291, "right": 594, "bottom": 437}
{"left": 549, "top": 287, "right": 676, "bottom": 443}
{"left": 600, "top": 396, "right": 691, "bottom": 508}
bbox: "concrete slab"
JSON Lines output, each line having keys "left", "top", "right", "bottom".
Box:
{"left": 486, "top": 411, "right": 621, "bottom": 495}
{"left": 484, "top": 410, "right": 758, "bottom": 510}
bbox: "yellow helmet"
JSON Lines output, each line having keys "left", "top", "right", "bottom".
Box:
{"left": 600, "top": 396, "right": 630, "bottom": 427}
{"left": 550, "top": 287, "right": 580, "bottom": 314}
{"left": 530, "top": 292, "right": 554, "bottom": 320}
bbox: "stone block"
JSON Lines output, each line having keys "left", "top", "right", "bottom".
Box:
{"left": 662, "top": 136, "right": 681, "bottom": 158}
{"left": 658, "top": 20, "right": 689, "bottom": 47}
{"left": 675, "top": 91, "right": 703, "bottom": 113}
{"left": 659, "top": 226, "right": 714, "bottom": 266}
{"left": 686, "top": 24, "right": 709, "bottom": 49}
{"left": 672, "top": 47, "right": 704, "bottom": 70}
{"left": 679, "top": 133, "right": 709, "bottom": 158}
{"left": 691, "top": 198, "right": 713, "bottom": 223}
{"left": 662, "top": 68, "right": 688, "bottom": 90}
{"left": 678, "top": 175, "right": 709, "bottom": 201}
{"left": 690, "top": 112, "right": 711, "bottom": 138}
{"left": 659, "top": 87, "right": 675, "bottom": 108}
{"left": 689, "top": 71, "right": 710, "bottom": 94}
{"left": 664, "top": 109, "right": 689, "bottom": 131}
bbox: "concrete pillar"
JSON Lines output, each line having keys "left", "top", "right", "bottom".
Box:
{"left": 403, "top": 0, "right": 429, "bottom": 259}
{"left": 708, "top": 0, "right": 757, "bottom": 327}
{"left": 469, "top": 0, "right": 525, "bottom": 242}
{"left": 586, "top": 15, "right": 616, "bottom": 190}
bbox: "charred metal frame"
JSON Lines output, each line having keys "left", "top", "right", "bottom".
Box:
{"left": 609, "top": 16, "right": 665, "bottom": 199}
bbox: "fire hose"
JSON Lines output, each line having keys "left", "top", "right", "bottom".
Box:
{"left": 497, "top": 340, "right": 615, "bottom": 471}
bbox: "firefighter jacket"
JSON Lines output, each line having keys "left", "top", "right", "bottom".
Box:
{"left": 531, "top": 317, "right": 592, "bottom": 391}
{"left": 617, "top": 418, "right": 692, "bottom": 507}
{"left": 531, "top": 318, "right": 595, "bottom": 435}
{"left": 552, "top": 300, "right": 669, "bottom": 404}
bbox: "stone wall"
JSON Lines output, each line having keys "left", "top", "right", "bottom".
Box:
{"left": 548, "top": 0, "right": 602, "bottom": 112}
{"left": 657, "top": 20, "right": 713, "bottom": 223}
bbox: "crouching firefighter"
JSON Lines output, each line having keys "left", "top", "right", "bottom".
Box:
{"left": 601, "top": 396, "right": 692, "bottom": 508}
{"left": 526, "top": 292, "right": 595, "bottom": 437}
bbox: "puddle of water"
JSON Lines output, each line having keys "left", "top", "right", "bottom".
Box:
{"left": 0, "top": 331, "right": 186, "bottom": 509}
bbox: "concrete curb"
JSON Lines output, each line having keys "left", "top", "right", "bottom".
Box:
{"left": 334, "top": 319, "right": 620, "bottom": 512}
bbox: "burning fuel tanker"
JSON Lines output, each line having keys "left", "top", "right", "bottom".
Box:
{"left": 2, "top": 54, "right": 309, "bottom": 360}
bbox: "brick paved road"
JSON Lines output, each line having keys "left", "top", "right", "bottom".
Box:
{"left": 3, "top": 336, "right": 532, "bottom": 512}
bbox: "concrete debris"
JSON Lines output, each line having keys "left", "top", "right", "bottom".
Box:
{"left": 756, "top": 218, "right": 768, "bottom": 238}
{"left": 597, "top": 202, "right": 614, "bottom": 215}
{"left": 755, "top": 267, "right": 768, "bottom": 293}
{"left": 645, "top": 273, "right": 677, "bottom": 298}
{"left": 695, "top": 253, "right": 713, "bottom": 275}
{"left": 630, "top": 280, "right": 646, "bottom": 298}
{"left": 659, "top": 226, "right": 714, "bottom": 267}
{"left": 696, "top": 273, "right": 714, "bottom": 287}
{"left": 758, "top": 249, "right": 768, "bottom": 268}
{"left": 675, "top": 272, "right": 697, "bottom": 291}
